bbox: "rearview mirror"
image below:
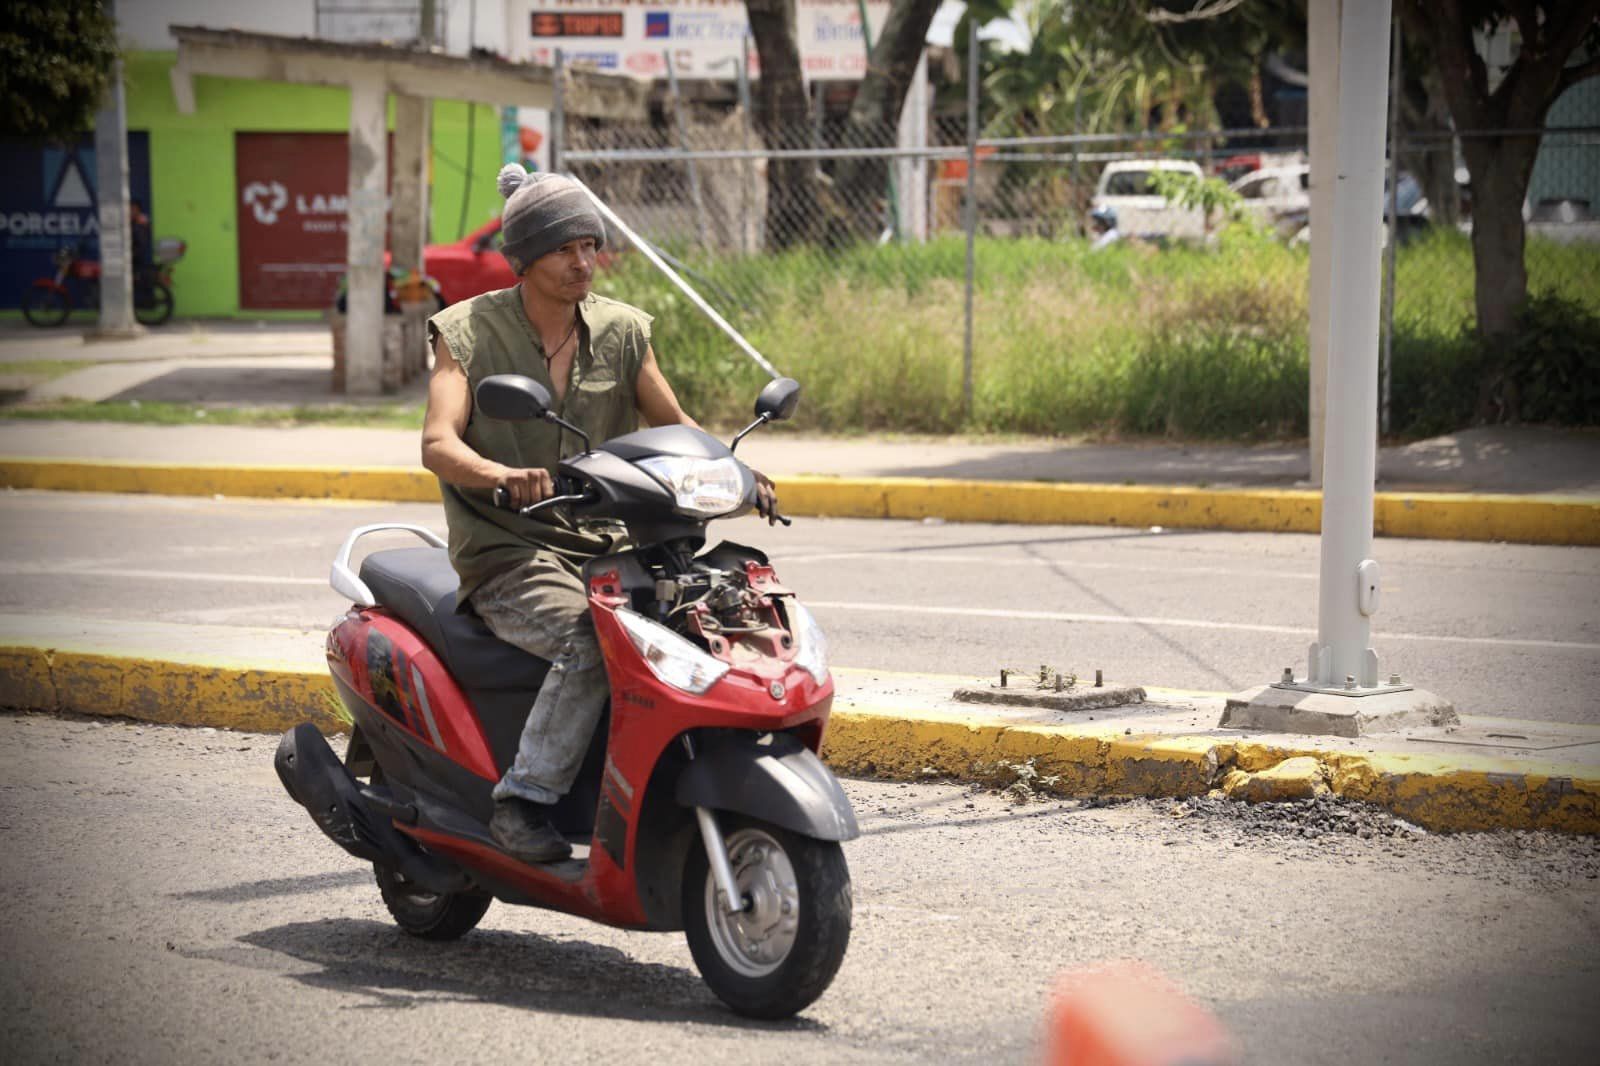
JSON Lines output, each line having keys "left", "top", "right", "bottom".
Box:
{"left": 754, "top": 377, "right": 801, "bottom": 422}
{"left": 475, "top": 374, "right": 552, "bottom": 421}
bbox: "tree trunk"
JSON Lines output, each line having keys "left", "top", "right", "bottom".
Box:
{"left": 745, "top": 0, "right": 817, "bottom": 249}
{"left": 831, "top": 0, "right": 943, "bottom": 242}
{"left": 1460, "top": 133, "right": 1540, "bottom": 340}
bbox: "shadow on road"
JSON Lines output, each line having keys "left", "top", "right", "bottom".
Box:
{"left": 173, "top": 869, "right": 373, "bottom": 903}
{"left": 237, "top": 918, "right": 828, "bottom": 1031}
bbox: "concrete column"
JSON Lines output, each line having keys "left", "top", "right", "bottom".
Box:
{"left": 344, "top": 75, "right": 389, "bottom": 395}
{"left": 391, "top": 93, "right": 431, "bottom": 274}
{"left": 1310, "top": 0, "right": 1389, "bottom": 689}
{"left": 896, "top": 50, "right": 930, "bottom": 243}
{"left": 1306, "top": 0, "right": 1340, "bottom": 487}
{"left": 93, "top": 37, "right": 140, "bottom": 338}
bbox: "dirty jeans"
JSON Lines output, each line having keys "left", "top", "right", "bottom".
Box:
{"left": 471, "top": 554, "right": 608, "bottom": 806}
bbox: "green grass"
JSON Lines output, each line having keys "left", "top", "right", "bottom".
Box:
{"left": 2, "top": 400, "right": 425, "bottom": 429}
{"left": 4, "top": 229, "right": 1595, "bottom": 439}
{"left": 602, "top": 227, "right": 1600, "bottom": 439}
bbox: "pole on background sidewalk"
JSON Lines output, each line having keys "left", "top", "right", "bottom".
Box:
{"left": 93, "top": 0, "right": 139, "bottom": 338}
{"left": 962, "top": 20, "right": 978, "bottom": 418}
{"left": 1381, "top": 16, "right": 1402, "bottom": 437}
{"left": 1221, "top": 0, "right": 1453, "bottom": 736}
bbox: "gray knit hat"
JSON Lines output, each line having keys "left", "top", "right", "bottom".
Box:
{"left": 495, "top": 165, "right": 605, "bottom": 275}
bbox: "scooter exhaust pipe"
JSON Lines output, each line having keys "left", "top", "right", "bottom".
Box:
{"left": 274, "top": 723, "right": 467, "bottom": 895}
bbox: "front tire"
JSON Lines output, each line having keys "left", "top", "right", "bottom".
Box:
{"left": 683, "top": 816, "right": 852, "bottom": 1019}
{"left": 374, "top": 864, "right": 491, "bottom": 940}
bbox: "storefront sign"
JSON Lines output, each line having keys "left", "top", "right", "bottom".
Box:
{"left": 235, "top": 132, "right": 390, "bottom": 310}
{"left": 508, "top": 0, "right": 889, "bottom": 81}
{"left": 0, "top": 133, "right": 151, "bottom": 308}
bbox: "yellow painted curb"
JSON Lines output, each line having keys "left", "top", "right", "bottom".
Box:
{"left": 4, "top": 457, "right": 1595, "bottom": 545}
{"left": 2, "top": 647, "right": 1596, "bottom": 832}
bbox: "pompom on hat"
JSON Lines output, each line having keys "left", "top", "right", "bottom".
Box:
{"left": 495, "top": 164, "right": 605, "bottom": 275}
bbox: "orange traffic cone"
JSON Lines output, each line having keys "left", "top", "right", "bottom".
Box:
{"left": 1047, "top": 960, "right": 1237, "bottom": 1066}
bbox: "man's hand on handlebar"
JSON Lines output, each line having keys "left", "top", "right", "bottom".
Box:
{"left": 495, "top": 467, "right": 553, "bottom": 511}
{"left": 751, "top": 469, "right": 789, "bottom": 526}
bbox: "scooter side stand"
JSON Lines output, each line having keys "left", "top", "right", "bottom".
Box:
{"left": 695, "top": 806, "right": 751, "bottom": 915}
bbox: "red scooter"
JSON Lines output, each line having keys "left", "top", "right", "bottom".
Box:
{"left": 276, "top": 374, "right": 856, "bottom": 1019}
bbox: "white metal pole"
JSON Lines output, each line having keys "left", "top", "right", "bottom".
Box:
{"left": 1307, "top": 0, "right": 1341, "bottom": 488}
{"left": 570, "top": 177, "right": 781, "bottom": 379}
{"left": 1310, "top": 0, "right": 1391, "bottom": 689}
{"left": 93, "top": 3, "right": 139, "bottom": 338}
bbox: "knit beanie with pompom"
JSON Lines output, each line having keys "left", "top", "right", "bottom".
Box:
{"left": 495, "top": 164, "right": 605, "bottom": 275}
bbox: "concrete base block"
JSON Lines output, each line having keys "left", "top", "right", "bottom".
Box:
{"left": 1220, "top": 684, "right": 1457, "bottom": 738}
{"left": 953, "top": 683, "right": 1145, "bottom": 713}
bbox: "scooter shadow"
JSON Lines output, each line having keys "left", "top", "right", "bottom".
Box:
{"left": 239, "top": 918, "right": 828, "bottom": 1031}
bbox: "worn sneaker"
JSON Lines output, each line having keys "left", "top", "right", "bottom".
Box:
{"left": 489, "top": 797, "right": 573, "bottom": 863}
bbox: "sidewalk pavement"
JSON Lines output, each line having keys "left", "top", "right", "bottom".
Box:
{"left": 2, "top": 613, "right": 1595, "bottom": 833}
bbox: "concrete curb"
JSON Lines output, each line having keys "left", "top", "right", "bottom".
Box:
{"left": 3, "top": 643, "right": 1595, "bottom": 834}
{"left": 4, "top": 457, "right": 1599, "bottom": 544}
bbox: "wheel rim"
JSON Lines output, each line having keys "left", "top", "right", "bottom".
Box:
{"left": 389, "top": 869, "right": 439, "bottom": 909}
{"left": 703, "top": 827, "right": 800, "bottom": 978}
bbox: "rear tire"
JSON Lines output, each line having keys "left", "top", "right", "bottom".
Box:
{"left": 21, "top": 288, "right": 69, "bottom": 327}
{"left": 134, "top": 281, "right": 173, "bottom": 326}
{"left": 683, "top": 815, "right": 852, "bottom": 1019}
{"left": 374, "top": 864, "right": 491, "bottom": 940}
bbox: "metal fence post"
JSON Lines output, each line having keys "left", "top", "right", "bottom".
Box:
{"left": 1381, "top": 16, "right": 1402, "bottom": 436}
{"left": 963, "top": 20, "right": 978, "bottom": 419}
{"left": 551, "top": 48, "right": 565, "bottom": 174}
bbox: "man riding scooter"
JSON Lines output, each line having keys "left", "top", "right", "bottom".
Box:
{"left": 421, "top": 165, "right": 779, "bottom": 864}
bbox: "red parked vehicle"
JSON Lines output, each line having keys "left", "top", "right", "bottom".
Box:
{"left": 275, "top": 373, "right": 856, "bottom": 1019}
{"left": 418, "top": 218, "right": 518, "bottom": 306}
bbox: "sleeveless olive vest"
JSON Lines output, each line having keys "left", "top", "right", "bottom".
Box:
{"left": 427, "top": 287, "right": 651, "bottom": 603}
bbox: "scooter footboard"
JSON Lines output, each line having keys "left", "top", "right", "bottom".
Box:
{"left": 675, "top": 731, "right": 860, "bottom": 842}
{"left": 274, "top": 723, "right": 468, "bottom": 894}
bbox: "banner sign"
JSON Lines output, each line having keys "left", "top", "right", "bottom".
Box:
{"left": 235, "top": 132, "right": 391, "bottom": 310}
{"left": 508, "top": 0, "right": 890, "bottom": 81}
{"left": 0, "top": 133, "right": 151, "bottom": 309}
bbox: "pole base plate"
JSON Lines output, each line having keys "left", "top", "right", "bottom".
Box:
{"left": 1219, "top": 683, "right": 1458, "bottom": 738}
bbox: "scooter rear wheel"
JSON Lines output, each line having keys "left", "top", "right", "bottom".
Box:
{"left": 683, "top": 815, "right": 852, "bottom": 1019}
{"left": 374, "top": 864, "right": 491, "bottom": 941}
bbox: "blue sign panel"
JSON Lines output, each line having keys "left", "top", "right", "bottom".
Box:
{"left": 0, "top": 132, "right": 151, "bottom": 309}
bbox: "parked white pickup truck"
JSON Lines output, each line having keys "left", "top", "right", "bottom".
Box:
{"left": 1091, "top": 160, "right": 1206, "bottom": 241}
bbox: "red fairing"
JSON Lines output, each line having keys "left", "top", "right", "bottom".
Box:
{"left": 327, "top": 608, "right": 500, "bottom": 782}
{"left": 580, "top": 567, "right": 835, "bottom": 912}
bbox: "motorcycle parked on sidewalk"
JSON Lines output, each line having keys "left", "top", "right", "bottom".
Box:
{"left": 20, "top": 239, "right": 184, "bottom": 327}
{"left": 276, "top": 374, "right": 858, "bottom": 1019}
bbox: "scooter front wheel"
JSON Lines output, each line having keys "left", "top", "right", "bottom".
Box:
{"left": 374, "top": 863, "right": 491, "bottom": 940}
{"left": 683, "top": 815, "right": 852, "bottom": 1019}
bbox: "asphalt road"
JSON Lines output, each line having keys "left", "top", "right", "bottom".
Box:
{"left": 3, "top": 713, "right": 1597, "bottom": 1065}
{"left": 1, "top": 491, "right": 1596, "bottom": 722}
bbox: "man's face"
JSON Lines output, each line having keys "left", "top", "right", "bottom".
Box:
{"left": 524, "top": 237, "right": 598, "bottom": 304}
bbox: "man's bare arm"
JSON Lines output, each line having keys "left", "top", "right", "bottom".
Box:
{"left": 421, "top": 336, "right": 552, "bottom": 509}
{"left": 635, "top": 344, "right": 700, "bottom": 429}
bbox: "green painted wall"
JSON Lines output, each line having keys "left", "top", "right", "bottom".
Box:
{"left": 125, "top": 52, "right": 508, "bottom": 318}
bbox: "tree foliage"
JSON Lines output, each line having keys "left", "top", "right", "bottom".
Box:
{"left": 977, "top": 0, "right": 1302, "bottom": 137}
{"left": 0, "top": 0, "right": 120, "bottom": 142}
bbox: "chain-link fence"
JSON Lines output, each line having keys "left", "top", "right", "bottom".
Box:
{"left": 563, "top": 108, "right": 1599, "bottom": 437}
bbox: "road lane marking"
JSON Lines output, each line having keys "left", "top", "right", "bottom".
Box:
{"left": 776, "top": 550, "right": 1318, "bottom": 581}
{"left": 806, "top": 600, "right": 1600, "bottom": 653}
{"left": 0, "top": 565, "right": 327, "bottom": 587}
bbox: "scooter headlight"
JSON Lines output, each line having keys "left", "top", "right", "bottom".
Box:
{"left": 614, "top": 608, "right": 730, "bottom": 695}
{"left": 787, "top": 600, "right": 829, "bottom": 685}
{"left": 636, "top": 455, "right": 748, "bottom": 518}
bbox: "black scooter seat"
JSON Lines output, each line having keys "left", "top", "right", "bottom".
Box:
{"left": 358, "top": 547, "right": 549, "bottom": 691}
